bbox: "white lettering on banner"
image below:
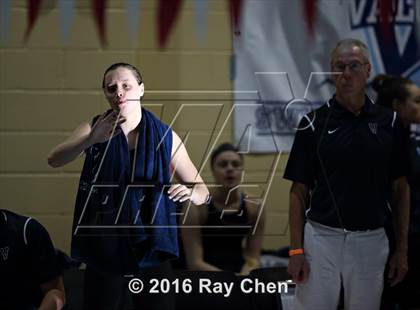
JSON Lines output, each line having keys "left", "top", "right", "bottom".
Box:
{"left": 350, "top": 0, "right": 367, "bottom": 25}
{"left": 351, "top": 0, "right": 415, "bottom": 25}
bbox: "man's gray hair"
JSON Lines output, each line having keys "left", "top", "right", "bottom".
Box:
{"left": 330, "top": 38, "right": 370, "bottom": 63}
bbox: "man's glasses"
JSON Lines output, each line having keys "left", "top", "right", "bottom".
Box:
{"left": 332, "top": 61, "right": 369, "bottom": 73}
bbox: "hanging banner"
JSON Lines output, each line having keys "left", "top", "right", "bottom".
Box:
{"left": 303, "top": 0, "right": 317, "bottom": 35}
{"left": 157, "top": 0, "right": 183, "bottom": 48}
{"left": 0, "top": 0, "right": 11, "bottom": 43}
{"left": 126, "top": 0, "right": 141, "bottom": 44}
{"left": 24, "top": 0, "right": 42, "bottom": 42}
{"left": 233, "top": 0, "right": 420, "bottom": 153}
{"left": 193, "top": 0, "right": 208, "bottom": 43}
{"left": 229, "top": 0, "right": 243, "bottom": 35}
{"left": 58, "top": 0, "right": 75, "bottom": 43}
{"left": 91, "top": 0, "right": 107, "bottom": 46}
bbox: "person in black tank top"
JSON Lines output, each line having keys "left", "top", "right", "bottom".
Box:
{"left": 181, "top": 143, "right": 266, "bottom": 274}
{"left": 372, "top": 75, "right": 420, "bottom": 310}
{"left": 201, "top": 193, "right": 250, "bottom": 272}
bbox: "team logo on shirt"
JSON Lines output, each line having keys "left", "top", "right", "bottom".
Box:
{"left": 369, "top": 122, "right": 378, "bottom": 135}
{"left": 0, "top": 246, "right": 9, "bottom": 261}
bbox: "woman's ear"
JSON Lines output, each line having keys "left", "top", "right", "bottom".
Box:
{"left": 140, "top": 83, "right": 145, "bottom": 97}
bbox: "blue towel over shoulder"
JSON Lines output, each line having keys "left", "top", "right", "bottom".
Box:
{"left": 71, "top": 108, "right": 178, "bottom": 274}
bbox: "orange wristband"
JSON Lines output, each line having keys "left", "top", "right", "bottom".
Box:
{"left": 289, "top": 248, "right": 304, "bottom": 256}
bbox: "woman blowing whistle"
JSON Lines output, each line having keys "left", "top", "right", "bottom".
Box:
{"left": 48, "top": 63, "right": 209, "bottom": 310}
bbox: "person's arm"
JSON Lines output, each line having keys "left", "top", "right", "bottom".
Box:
{"left": 38, "top": 276, "right": 66, "bottom": 310}
{"left": 387, "top": 117, "right": 410, "bottom": 286}
{"left": 287, "top": 181, "right": 310, "bottom": 283}
{"left": 240, "top": 199, "right": 266, "bottom": 275}
{"left": 283, "top": 115, "right": 315, "bottom": 283}
{"left": 168, "top": 131, "right": 209, "bottom": 205}
{"left": 388, "top": 176, "right": 410, "bottom": 286}
{"left": 47, "top": 111, "right": 125, "bottom": 167}
{"left": 181, "top": 203, "right": 221, "bottom": 271}
{"left": 25, "top": 219, "right": 65, "bottom": 310}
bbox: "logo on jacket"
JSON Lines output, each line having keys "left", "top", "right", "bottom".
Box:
{"left": 369, "top": 122, "right": 378, "bottom": 135}
{"left": 0, "top": 246, "right": 9, "bottom": 261}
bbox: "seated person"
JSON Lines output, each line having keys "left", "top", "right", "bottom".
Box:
{"left": 373, "top": 74, "right": 420, "bottom": 310}
{"left": 0, "top": 209, "right": 65, "bottom": 310}
{"left": 181, "top": 143, "right": 266, "bottom": 274}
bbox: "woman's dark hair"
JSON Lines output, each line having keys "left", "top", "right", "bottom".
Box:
{"left": 372, "top": 74, "right": 413, "bottom": 108}
{"left": 210, "top": 143, "right": 243, "bottom": 169}
{"left": 102, "top": 62, "right": 143, "bottom": 89}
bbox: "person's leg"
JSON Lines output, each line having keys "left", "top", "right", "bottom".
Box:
{"left": 83, "top": 265, "right": 128, "bottom": 310}
{"left": 380, "top": 225, "right": 397, "bottom": 310}
{"left": 342, "top": 228, "right": 389, "bottom": 310}
{"left": 294, "top": 222, "right": 342, "bottom": 310}
{"left": 131, "top": 261, "right": 176, "bottom": 310}
{"left": 399, "top": 234, "right": 420, "bottom": 310}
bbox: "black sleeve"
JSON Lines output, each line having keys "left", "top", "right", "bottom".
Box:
{"left": 409, "top": 129, "right": 420, "bottom": 177}
{"left": 390, "top": 116, "right": 409, "bottom": 180}
{"left": 26, "top": 219, "right": 62, "bottom": 285}
{"left": 283, "top": 114, "right": 317, "bottom": 187}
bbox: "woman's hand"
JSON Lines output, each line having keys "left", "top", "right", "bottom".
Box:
{"left": 167, "top": 184, "right": 193, "bottom": 203}
{"left": 169, "top": 132, "right": 210, "bottom": 205}
{"left": 167, "top": 183, "right": 210, "bottom": 205}
{"left": 89, "top": 110, "right": 126, "bottom": 144}
{"left": 48, "top": 112, "right": 124, "bottom": 168}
